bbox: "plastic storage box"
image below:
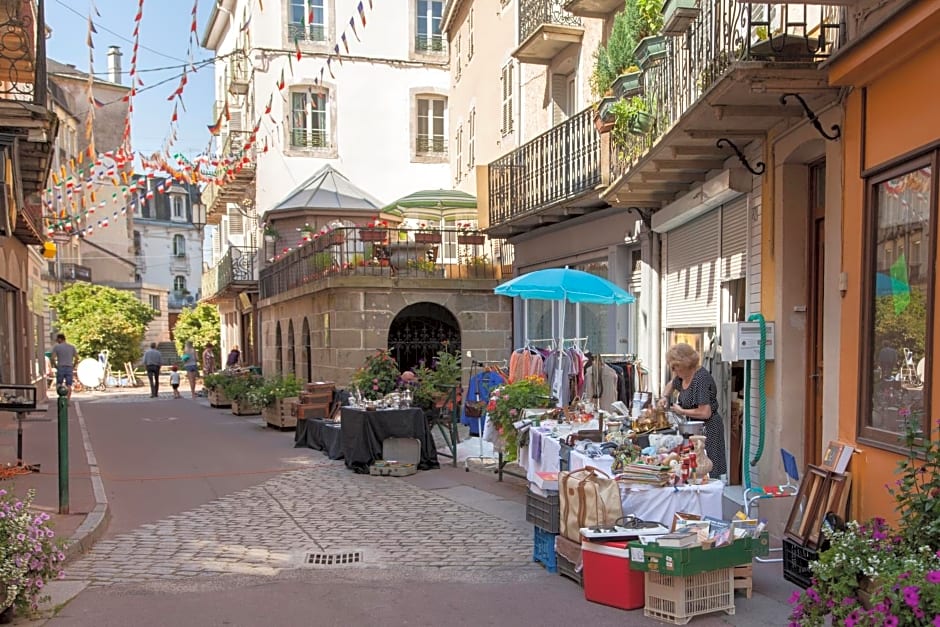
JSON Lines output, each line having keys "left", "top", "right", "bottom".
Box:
{"left": 555, "top": 534, "right": 582, "bottom": 587}
{"left": 643, "top": 568, "right": 735, "bottom": 625}
{"left": 783, "top": 537, "right": 817, "bottom": 589}
{"left": 533, "top": 526, "right": 558, "bottom": 573}
{"left": 628, "top": 533, "right": 769, "bottom": 576}
{"left": 581, "top": 540, "right": 645, "bottom": 610}
{"left": 525, "top": 489, "right": 560, "bottom": 533}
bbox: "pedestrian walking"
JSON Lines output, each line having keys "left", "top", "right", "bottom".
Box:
{"left": 50, "top": 333, "right": 78, "bottom": 399}
{"left": 182, "top": 341, "right": 199, "bottom": 399}
{"left": 226, "top": 345, "right": 241, "bottom": 368}
{"left": 169, "top": 365, "right": 182, "bottom": 399}
{"left": 143, "top": 342, "right": 163, "bottom": 397}
{"left": 202, "top": 343, "right": 216, "bottom": 375}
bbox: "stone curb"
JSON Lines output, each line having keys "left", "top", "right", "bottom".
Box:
{"left": 62, "top": 401, "right": 109, "bottom": 565}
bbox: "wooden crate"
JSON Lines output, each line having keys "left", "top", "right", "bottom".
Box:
{"left": 733, "top": 564, "right": 752, "bottom": 599}
{"left": 231, "top": 399, "right": 261, "bottom": 416}
{"left": 294, "top": 403, "right": 330, "bottom": 420}
{"left": 264, "top": 397, "right": 299, "bottom": 429}
{"left": 207, "top": 388, "right": 231, "bottom": 408}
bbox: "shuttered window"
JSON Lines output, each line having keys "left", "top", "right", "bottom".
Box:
{"left": 720, "top": 197, "right": 748, "bottom": 280}
{"left": 551, "top": 74, "right": 568, "bottom": 126}
{"left": 468, "top": 108, "right": 475, "bottom": 172}
{"left": 500, "top": 62, "right": 514, "bottom": 135}
{"left": 228, "top": 207, "right": 244, "bottom": 235}
{"left": 664, "top": 210, "right": 720, "bottom": 329}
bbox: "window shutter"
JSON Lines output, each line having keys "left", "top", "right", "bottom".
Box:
{"left": 501, "top": 63, "right": 514, "bottom": 135}
{"left": 468, "top": 109, "right": 475, "bottom": 171}
{"left": 227, "top": 207, "right": 244, "bottom": 235}
{"left": 551, "top": 74, "right": 568, "bottom": 126}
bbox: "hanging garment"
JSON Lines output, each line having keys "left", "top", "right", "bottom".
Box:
{"left": 509, "top": 348, "right": 544, "bottom": 383}
{"left": 461, "top": 370, "right": 506, "bottom": 435}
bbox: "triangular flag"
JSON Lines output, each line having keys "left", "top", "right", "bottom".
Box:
{"left": 326, "top": 57, "right": 335, "bottom": 79}
{"left": 358, "top": 1, "right": 367, "bottom": 26}
{"left": 295, "top": 38, "right": 302, "bottom": 61}
{"left": 334, "top": 44, "right": 344, "bottom": 65}
{"left": 349, "top": 16, "right": 360, "bottom": 41}
{"left": 341, "top": 32, "right": 349, "bottom": 54}
{"left": 277, "top": 68, "right": 285, "bottom": 90}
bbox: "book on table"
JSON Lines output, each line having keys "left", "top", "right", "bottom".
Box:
{"left": 655, "top": 531, "right": 699, "bottom": 548}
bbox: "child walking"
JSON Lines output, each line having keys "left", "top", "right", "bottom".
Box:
{"left": 169, "top": 365, "right": 182, "bottom": 399}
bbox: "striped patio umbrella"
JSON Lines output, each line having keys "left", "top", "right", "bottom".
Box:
{"left": 382, "top": 189, "right": 477, "bottom": 222}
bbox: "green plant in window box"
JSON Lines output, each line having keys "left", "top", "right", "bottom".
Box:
{"left": 407, "top": 257, "right": 440, "bottom": 274}
{"left": 250, "top": 374, "right": 302, "bottom": 408}
{"left": 350, "top": 349, "right": 401, "bottom": 400}
{"left": 610, "top": 96, "right": 653, "bottom": 156}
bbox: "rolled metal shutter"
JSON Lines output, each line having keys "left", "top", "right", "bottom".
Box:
{"left": 720, "top": 197, "right": 748, "bottom": 280}
{"left": 664, "top": 210, "right": 720, "bottom": 329}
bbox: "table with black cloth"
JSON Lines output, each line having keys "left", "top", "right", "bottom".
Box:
{"left": 294, "top": 418, "right": 343, "bottom": 460}
{"left": 340, "top": 407, "right": 440, "bottom": 473}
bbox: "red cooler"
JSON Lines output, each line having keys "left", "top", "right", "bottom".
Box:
{"left": 581, "top": 539, "right": 645, "bottom": 610}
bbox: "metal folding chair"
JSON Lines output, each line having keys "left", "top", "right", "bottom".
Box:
{"left": 744, "top": 448, "right": 800, "bottom": 563}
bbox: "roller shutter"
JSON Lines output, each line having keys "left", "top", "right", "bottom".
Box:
{"left": 720, "top": 197, "right": 748, "bottom": 280}
{"left": 664, "top": 210, "right": 720, "bottom": 329}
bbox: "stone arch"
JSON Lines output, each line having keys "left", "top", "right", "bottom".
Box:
{"left": 302, "top": 317, "right": 312, "bottom": 383}
{"left": 387, "top": 302, "right": 461, "bottom": 373}
{"left": 275, "top": 321, "right": 283, "bottom": 375}
{"left": 287, "top": 319, "right": 295, "bottom": 376}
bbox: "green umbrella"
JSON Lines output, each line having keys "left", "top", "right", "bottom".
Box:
{"left": 382, "top": 189, "right": 477, "bottom": 222}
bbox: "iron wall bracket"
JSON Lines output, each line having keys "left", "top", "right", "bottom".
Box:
{"left": 716, "top": 138, "right": 766, "bottom": 176}
{"left": 780, "top": 93, "right": 841, "bottom": 141}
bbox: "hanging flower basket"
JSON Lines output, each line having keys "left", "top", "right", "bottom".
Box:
{"left": 329, "top": 231, "right": 345, "bottom": 246}
{"left": 359, "top": 228, "right": 388, "bottom": 243}
{"left": 415, "top": 232, "right": 442, "bottom": 244}
{"left": 629, "top": 111, "right": 653, "bottom": 135}
{"left": 634, "top": 35, "right": 667, "bottom": 70}
{"left": 612, "top": 70, "right": 643, "bottom": 99}
{"left": 457, "top": 233, "right": 486, "bottom": 245}
{"left": 662, "top": 0, "right": 701, "bottom": 36}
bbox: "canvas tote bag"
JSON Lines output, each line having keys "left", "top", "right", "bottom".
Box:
{"left": 559, "top": 466, "right": 624, "bottom": 543}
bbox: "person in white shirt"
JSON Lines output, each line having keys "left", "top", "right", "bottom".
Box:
{"left": 169, "top": 365, "right": 182, "bottom": 399}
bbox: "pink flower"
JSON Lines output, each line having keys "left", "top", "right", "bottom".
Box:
{"left": 883, "top": 616, "right": 898, "bottom": 627}
{"left": 903, "top": 585, "right": 920, "bottom": 608}
{"left": 927, "top": 570, "right": 940, "bottom": 583}
{"left": 788, "top": 590, "right": 802, "bottom": 604}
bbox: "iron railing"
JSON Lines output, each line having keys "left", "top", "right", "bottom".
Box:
{"left": 228, "top": 53, "right": 250, "bottom": 87}
{"left": 167, "top": 292, "right": 198, "bottom": 309}
{"left": 0, "top": 1, "right": 44, "bottom": 103}
{"left": 260, "top": 227, "right": 513, "bottom": 299}
{"left": 290, "top": 128, "right": 329, "bottom": 149}
{"left": 288, "top": 22, "right": 327, "bottom": 42}
{"left": 415, "top": 34, "right": 445, "bottom": 52}
{"left": 609, "top": 0, "right": 844, "bottom": 181}
{"left": 488, "top": 106, "right": 600, "bottom": 225}
{"left": 202, "top": 246, "right": 258, "bottom": 299}
{"left": 416, "top": 135, "right": 447, "bottom": 155}
{"left": 519, "top": 0, "right": 581, "bottom": 43}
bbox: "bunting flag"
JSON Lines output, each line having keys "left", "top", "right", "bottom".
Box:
{"left": 295, "top": 37, "right": 302, "bottom": 61}
{"left": 263, "top": 94, "right": 273, "bottom": 115}
{"left": 334, "top": 44, "right": 344, "bottom": 65}
{"left": 358, "top": 1, "right": 367, "bottom": 26}
{"left": 277, "top": 68, "right": 286, "bottom": 90}
{"left": 326, "top": 57, "right": 335, "bottom": 79}
{"left": 349, "top": 16, "right": 360, "bottom": 41}
{"left": 341, "top": 33, "right": 349, "bottom": 54}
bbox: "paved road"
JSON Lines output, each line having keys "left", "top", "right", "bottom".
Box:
{"left": 39, "top": 394, "right": 785, "bottom": 626}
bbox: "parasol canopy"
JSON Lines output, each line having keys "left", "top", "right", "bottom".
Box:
{"left": 494, "top": 267, "right": 635, "bottom": 304}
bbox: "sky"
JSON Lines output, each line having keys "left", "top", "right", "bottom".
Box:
{"left": 45, "top": 0, "right": 217, "bottom": 159}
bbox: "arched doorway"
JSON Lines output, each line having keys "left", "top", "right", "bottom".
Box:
{"left": 302, "top": 317, "right": 312, "bottom": 382}
{"left": 275, "top": 322, "right": 283, "bottom": 375}
{"left": 287, "top": 320, "right": 295, "bottom": 376}
{"left": 387, "top": 303, "right": 460, "bottom": 373}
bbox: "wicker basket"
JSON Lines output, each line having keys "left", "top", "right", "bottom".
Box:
{"left": 643, "top": 568, "right": 735, "bottom": 625}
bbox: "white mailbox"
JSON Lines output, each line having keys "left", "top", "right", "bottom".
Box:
{"left": 720, "top": 321, "right": 775, "bottom": 362}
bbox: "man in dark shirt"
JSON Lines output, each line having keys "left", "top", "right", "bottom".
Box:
{"left": 51, "top": 333, "right": 78, "bottom": 399}
{"left": 142, "top": 343, "right": 163, "bottom": 397}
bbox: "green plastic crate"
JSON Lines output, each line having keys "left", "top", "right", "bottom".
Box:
{"left": 628, "top": 533, "right": 769, "bottom": 577}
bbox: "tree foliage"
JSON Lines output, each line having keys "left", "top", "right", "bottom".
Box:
{"left": 591, "top": 0, "right": 663, "bottom": 97}
{"left": 874, "top": 288, "right": 927, "bottom": 358}
{"left": 48, "top": 282, "right": 156, "bottom": 366}
{"left": 173, "top": 303, "right": 221, "bottom": 358}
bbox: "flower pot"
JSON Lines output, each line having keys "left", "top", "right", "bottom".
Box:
{"left": 415, "top": 232, "right": 442, "bottom": 244}
{"left": 634, "top": 35, "right": 667, "bottom": 70}
{"left": 598, "top": 95, "right": 618, "bottom": 123}
{"left": 662, "top": 0, "right": 700, "bottom": 36}
{"left": 612, "top": 70, "right": 643, "bottom": 99}
{"left": 359, "top": 228, "right": 388, "bottom": 243}
{"left": 231, "top": 399, "right": 262, "bottom": 416}
{"left": 594, "top": 112, "right": 615, "bottom": 134}
{"left": 264, "top": 396, "right": 299, "bottom": 429}
{"left": 208, "top": 388, "right": 231, "bottom": 408}
{"left": 329, "top": 231, "right": 345, "bottom": 246}
{"left": 457, "top": 234, "right": 486, "bottom": 245}
{"left": 629, "top": 111, "right": 653, "bottom": 135}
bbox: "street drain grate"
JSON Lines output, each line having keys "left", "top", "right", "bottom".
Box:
{"left": 304, "top": 551, "right": 363, "bottom": 567}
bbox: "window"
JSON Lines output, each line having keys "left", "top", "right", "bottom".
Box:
{"left": 454, "top": 35, "right": 461, "bottom": 80}
{"left": 171, "top": 195, "right": 185, "bottom": 221}
{"left": 290, "top": 90, "right": 329, "bottom": 149}
{"left": 455, "top": 124, "right": 463, "bottom": 183}
{"left": 500, "top": 62, "right": 514, "bottom": 135}
{"left": 468, "top": 108, "right": 475, "bottom": 172}
{"left": 133, "top": 231, "right": 142, "bottom": 257}
{"left": 289, "top": 0, "right": 326, "bottom": 42}
{"left": 173, "top": 234, "right": 186, "bottom": 257}
{"left": 149, "top": 294, "right": 160, "bottom": 312}
{"left": 416, "top": 96, "right": 446, "bottom": 155}
{"left": 468, "top": 8, "right": 474, "bottom": 60}
{"left": 861, "top": 158, "right": 934, "bottom": 447}
{"left": 416, "top": 0, "right": 443, "bottom": 52}
{"left": 173, "top": 276, "right": 187, "bottom": 293}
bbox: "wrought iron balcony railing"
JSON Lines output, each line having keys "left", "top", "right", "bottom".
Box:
{"left": 488, "top": 106, "right": 599, "bottom": 226}
{"left": 416, "top": 135, "right": 447, "bottom": 155}
{"left": 290, "top": 128, "right": 329, "bottom": 149}
{"left": 0, "top": 0, "right": 45, "bottom": 104}
{"left": 167, "top": 292, "right": 198, "bottom": 309}
{"left": 415, "top": 34, "right": 445, "bottom": 53}
{"left": 260, "top": 227, "right": 513, "bottom": 300}
{"left": 288, "top": 22, "right": 327, "bottom": 42}
{"left": 609, "top": 0, "right": 844, "bottom": 181}
{"left": 518, "top": 0, "right": 581, "bottom": 44}
{"left": 202, "top": 246, "right": 258, "bottom": 299}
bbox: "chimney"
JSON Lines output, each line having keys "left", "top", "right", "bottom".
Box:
{"left": 107, "top": 46, "right": 122, "bottom": 85}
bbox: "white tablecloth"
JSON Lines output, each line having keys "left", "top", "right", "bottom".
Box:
{"left": 525, "top": 428, "right": 561, "bottom": 484}
{"left": 568, "top": 449, "right": 724, "bottom": 526}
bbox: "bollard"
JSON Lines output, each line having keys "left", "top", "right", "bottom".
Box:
{"left": 56, "top": 385, "right": 69, "bottom": 514}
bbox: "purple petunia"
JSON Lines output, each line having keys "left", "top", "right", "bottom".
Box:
{"left": 928, "top": 570, "right": 940, "bottom": 584}
{"left": 903, "top": 585, "right": 920, "bottom": 608}
{"left": 788, "top": 590, "right": 802, "bottom": 604}
{"left": 883, "top": 615, "right": 899, "bottom": 627}
{"left": 844, "top": 610, "right": 861, "bottom": 627}
{"left": 806, "top": 588, "right": 820, "bottom": 602}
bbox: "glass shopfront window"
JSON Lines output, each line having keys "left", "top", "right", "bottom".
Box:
{"left": 863, "top": 159, "right": 934, "bottom": 445}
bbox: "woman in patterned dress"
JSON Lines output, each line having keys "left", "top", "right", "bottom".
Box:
{"left": 660, "top": 343, "right": 727, "bottom": 479}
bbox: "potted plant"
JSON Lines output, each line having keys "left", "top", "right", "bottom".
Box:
{"left": 409, "top": 349, "right": 462, "bottom": 411}
{"left": 256, "top": 374, "right": 303, "bottom": 429}
{"left": 457, "top": 252, "right": 496, "bottom": 279}
{"left": 594, "top": 94, "right": 620, "bottom": 134}
{"left": 486, "top": 375, "right": 553, "bottom": 461}
{"left": 414, "top": 223, "right": 443, "bottom": 245}
{"left": 349, "top": 349, "right": 401, "bottom": 400}
{"left": 359, "top": 219, "right": 389, "bottom": 243}
{"left": 634, "top": 35, "right": 667, "bottom": 70}
{"left": 456, "top": 222, "right": 486, "bottom": 245}
{"left": 0, "top": 487, "right": 65, "bottom": 621}
{"left": 328, "top": 227, "right": 345, "bottom": 247}
{"left": 221, "top": 372, "right": 264, "bottom": 415}
{"left": 611, "top": 96, "right": 653, "bottom": 146}
{"left": 611, "top": 65, "right": 643, "bottom": 98}
{"left": 407, "top": 257, "right": 442, "bottom": 276}
{"left": 662, "top": 0, "right": 700, "bottom": 36}
{"left": 203, "top": 371, "right": 232, "bottom": 407}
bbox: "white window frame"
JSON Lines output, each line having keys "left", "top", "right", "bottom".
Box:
{"left": 501, "top": 62, "right": 514, "bottom": 136}
{"left": 416, "top": 0, "right": 444, "bottom": 52}
{"left": 289, "top": 0, "right": 327, "bottom": 42}
{"left": 290, "top": 89, "right": 330, "bottom": 149}
{"left": 171, "top": 195, "right": 186, "bottom": 222}
{"left": 173, "top": 276, "right": 187, "bottom": 293}
{"left": 416, "top": 95, "right": 447, "bottom": 155}
{"left": 173, "top": 234, "right": 186, "bottom": 258}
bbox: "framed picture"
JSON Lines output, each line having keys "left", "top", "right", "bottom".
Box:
{"left": 785, "top": 464, "right": 830, "bottom": 545}
{"left": 807, "top": 472, "right": 853, "bottom": 549}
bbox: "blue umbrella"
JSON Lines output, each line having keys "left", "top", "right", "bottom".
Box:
{"left": 494, "top": 267, "right": 635, "bottom": 304}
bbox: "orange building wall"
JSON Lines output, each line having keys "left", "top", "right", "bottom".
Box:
{"left": 836, "top": 29, "right": 940, "bottom": 524}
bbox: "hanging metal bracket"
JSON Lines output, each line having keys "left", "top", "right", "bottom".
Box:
{"left": 716, "top": 138, "right": 766, "bottom": 176}
{"left": 780, "top": 93, "right": 841, "bottom": 141}
{"left": 628, "top": 206, "right": 655, "bottom": 229}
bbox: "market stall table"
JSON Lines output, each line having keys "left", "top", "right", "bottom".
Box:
{"left": 340, "top": 407, "right": 439, "bottom": 473}
{"left": 569, "top": 449, "right": 723, "bottom": 525}
{"left": 294, "top": 418, "right": 343, "bottom": 460}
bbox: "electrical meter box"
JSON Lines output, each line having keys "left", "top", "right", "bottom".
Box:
{"left": 720, "top": 321, "right": 775, "bottom": 362}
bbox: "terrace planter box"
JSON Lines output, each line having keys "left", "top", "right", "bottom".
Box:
{"left": 457, "top": 234, "right": 486, "bottom": 246}
{"left": 329, "top": 231, "right": 345, "bottom": 246}
{"left": 207, "top": 388, "right": 231, "bottom": 408}
{"left": 231, "top": 399, "right": 262, "bottom": 416}
{"left": 662, "top": 0, "right": 700, "bottom": 36}
{"left": 415, "top": 232, "right": 443, "bottom": 244}
{"left": 359, "top": 228, "right": 388, "bottom": 243}
{"left": 629, "top": 111, "right": 653, "bottom": 135}
{"left": 612, "top": 70, "right": 643, "bottom": 98}
{"left": 634, "top": 35, "right": 667, "bottom": 70}
{"left": 264, "top": 396, "right": 299, "bottom": 429}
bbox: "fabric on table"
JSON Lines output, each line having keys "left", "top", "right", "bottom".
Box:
{"left": 526, "top": 431, "right": 561, "bottom": 484}
{"left": 531, "top": 429, "right": 543, "bottom": 463}
{"left": 340, "top": 408, "right": 439, "bottom": 473}
{"left": 295, "top": 418, "right": 344, "bottom": 459}
{"left": 618, "top": 481, "right": 724, "bottom": 527}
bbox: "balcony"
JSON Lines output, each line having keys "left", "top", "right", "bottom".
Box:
{"left": 514, "top": 0, "right": 584, "bottom": 64}
{"left": 416, "top": 135, "right": 447, "bottom": 156}
{"left": 201, "top": 246, "right": 258, "bottom": 302}
{"left": 487, "top": 107, "right": 603, "bottom": 238}
{"left": 288, "top": 22, "right": 326, "bottom": 43}
{"left": 289, "top": 128, "right": 329, "bottom": 150}
{"left": 563, "top": 0, "right": 625, "bottom": 18}
{"left": 259, "top": 227, "right": 514, "bottom": 301}
{"left": 605, "top": 1, "right": 844, "bottom": 206}
{"left": 167, "top": 291, "right": 198, "bottom": 309}
{"left": 227, "top": 53, "right": 250, "bottom": 96}
{"left": 0, "top": 0, "right": 57, "bottom": 245}
{"left": 415, "top": 34, "right": 446, "bottom": 53}
{"left": 203, "top": 130, "right": 257, "bottom": 224}
{"left": 58, "top": 262, "right": 92, "bottom": 282}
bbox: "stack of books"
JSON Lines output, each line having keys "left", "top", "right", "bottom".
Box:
{"left": 616, "top": 463, "right": 671, "bottom": 486}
